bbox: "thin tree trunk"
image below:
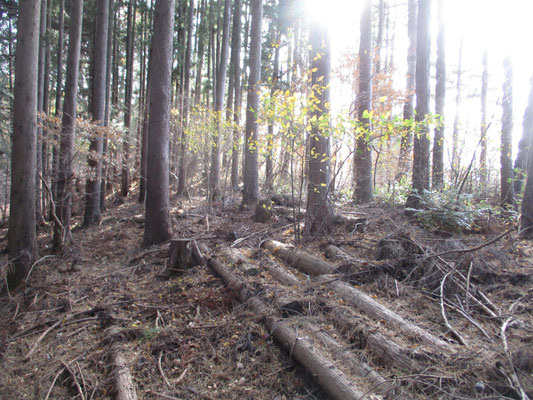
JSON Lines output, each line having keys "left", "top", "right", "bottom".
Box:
{"left": 451, "top": 39, "right": 463, "bottom": 175}
{"left": 242, "top": 0, "right": 263, "bottom": 205}
{"left": 209, "top": 0, "right": 232, "bottom": 200}
{"left": 432, "top": 0, "right": 445, "bottom": 190}
{"left": 519, "top": 80, "right": 533, "bottom": 238}
{"left": 304, "top": 18, "right": 334, "bottom": 234}
{"left": 266, "top": 4, "right": 280, "bottom": 193}
{"left": 177, "top": 0, "right": 195, "bottom": 196}
{"left": 36, "top": 0, "right": 47, "bottom": 224}
{"left": 121, "top": 0, "right": 136, "bottom": 198}
{"left": 230, "top": 0, "right": 242, "bottom": 193}
{"left": 354, "top": 0, "right": 373, "bottom": 204}
{"left": 42, "top": 0, "right": 51, "bottom": 216}
{"left": 479, "top": 51, "right": 488, "bottom": 186}
{"left": 7, "top": 0, "right": 41, "bottom": 289}
{"left": 397, "top": 0, "right": 416, "bottom": 181}
{"left": 84, "top": 0, "right": 109, "bottom": 226}
{"left": 406, "top": 0, "right": 431, "bottom": 210}
{"left": 53, "top": 0, "right": 83, "bottom": 251}
{"left": 143, "top": 0, "right": 175, "bottom": 246}
{"left": 513, "top": 78, "right": 533, "bottom": 194}
{"left": 500, "top": 57, "right": 515, "bottom": 207}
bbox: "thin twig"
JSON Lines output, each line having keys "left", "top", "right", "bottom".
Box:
{"left": 59, "top": 359, "right": 86, "bottom": 400}
{"left": 440, "top": 272, "right": 467, "bottom": 345}
{"left": 147, "top": 390, "right": 181, "bottom": 400}
{"left": 426, "top": 228, "right": 514, "bottom": 259}
{"left": 25, "top": 318, "right": 64, "bottom": 359}
{"left": 44, "top": 368, "right": 64, "bottom": 400}
{"left": 158, "top": 351, "right": 172, "bottom": 388}
{"left": 501, "top": 315, "right": 530, "bottom": 400}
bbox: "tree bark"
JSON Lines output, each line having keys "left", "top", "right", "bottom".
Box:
{"left": 84, "top": 0, "right": 109, "bottom": 226}
{"left": 121, "top": 0, "right": 136, "bottom": 198}
{"left": 7, "top": 0, "right": 41, "bottom": 289}
{"left": 406, "top": 0, "right": 431, "bottom": 210}
{"left": 432, "top": 0, "right": 445, "bottom": 190}
{"left": 143, "top": 0, "right": 175, "bottom": 246}
{"left": 209, "top": 0, "right": 231, "bottom": 200}
{"left": 242, "top": 0, "right": 263, "bottom": 205}
{"left": 353, "top": 0, "right": 373, "bottom": 204}
{"left": 304, "top": 19, "right": 334, "bottom": 234}
{"left": 53, "top": 0, "right": 83, "bottom": 251}
{"left": 500, "top": 56, "right": 515, "bottom": 207}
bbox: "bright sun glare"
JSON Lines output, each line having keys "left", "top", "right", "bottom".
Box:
{"left": 304, "top": 0, "right": 533, "bottom": 163}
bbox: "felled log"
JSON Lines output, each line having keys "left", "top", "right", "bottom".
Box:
{"left": 263, "top": 240, "right": 334, "bottom": 276}
{"left": 107, "top": 327, "right": 138, "bottom": 400}
{"left": 208, "top": 258, "right": 367, "bottom": 400}
{"left": 303, "top": 321, "right": 402, "bottom": 399}
{"left": 265, "top": 239, "right": 454, "bottom": 352}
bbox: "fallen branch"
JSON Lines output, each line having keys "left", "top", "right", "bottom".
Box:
{"left": 59, "top": 359, "right": 85, "bottom": 400}
{"left": 439, "top": 273, "right": 467, "bottom": 345}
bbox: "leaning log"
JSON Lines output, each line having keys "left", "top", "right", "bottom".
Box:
{"left": 208, "top": 258, "right": 368, "bottom": 400}
{"left": 264, "top": 239, "right": 454, "bottom": 352}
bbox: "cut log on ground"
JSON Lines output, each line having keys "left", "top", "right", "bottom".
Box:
{"left": 263, "top": 240, "right": 335, "bottom": 276}
{"left": 208, "top": 258, "right": 369, "bottom": 400}
{"left": 264, "top": 239, "right": 454, "bottom": 352}
{"left": 107, "top": 327, "right": 138, "bottom": 400}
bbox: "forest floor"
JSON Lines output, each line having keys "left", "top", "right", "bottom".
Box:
{"left": 0, "top": 186, "right": 532, "bottom": 399}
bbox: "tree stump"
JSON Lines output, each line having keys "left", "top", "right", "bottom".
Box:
{"left": 254, "top": 199, "right": 273, "bottom": 223}
{"left": 166, "top": 239, "right": 204, "bottom": 277}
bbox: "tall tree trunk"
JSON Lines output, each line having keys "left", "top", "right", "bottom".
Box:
{"left": 209, "top": 0, "right": 231, "bottom": 200}
{"left": 519, "top": 79, "right": 533, "bottom": 238}
{"left": 194, "top": 0, "right": 206, "bottom": 105}
{"left": 513, "top": 77, "right": 533, "bottom": 194}
{"left": 242, "top": 0, "right": 263, "bottom": 205}
{"left": 42, "top": 0, "right": 51, "bottom": 216}
{"left": 304, "top": 17, "right": 334, "bottom": 235}
{"left": 7, "top": 0, "right": 41, "bottom": 289}
{"left": 35, "top": 0, "right": 47, "bottom": 224}
{"left": 266, "top": 3, "right": 280, "bottom": 193}
{"left": 432, "top": 0, "right": 445, "bottom": 190}
{"left": 374, "top": 0, "right": 385, "bottom": 74}
{"left": 84, "top": 0, "right": 109, "bottom": 226}
{"left": 51, "top": 0, "right": 64, "bottom": 200}
{"left": 500, "top": 56, "right": 515, "bottom": 207}
{"left": 354, "top": 0, "right": 373, "bottom": 204}
{"left": 397, "top": 0, "right": 416, "bottom": 181}
{"left": 143, "top": 0, "right": 175, "bottom": 246}
{"left": 121, "top": 0, "right": 136, "bottom": 198}
{"left": 479, "top": 51, "right": 488, "bottom": 186}
{"left": 177, "top": 0, "right": 195, "bottom": 196}
{"left": 406, "top": 0, "right": 431, "bottom": 210}
{"left": 230, "top": 0, "right": 242, "bottom": 193}
{"left": 53, "top": 0, "right": 83, "bottom": 251}
{"left": 101, "top": 0, "right": 115, "bottom": 211}
{"left": 451, "top": 38, "right": 463, "bottom": 175}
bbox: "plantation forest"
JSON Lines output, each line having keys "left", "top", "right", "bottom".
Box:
{"left": 0, "top": 0, "right": 532, "bottom": 399}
